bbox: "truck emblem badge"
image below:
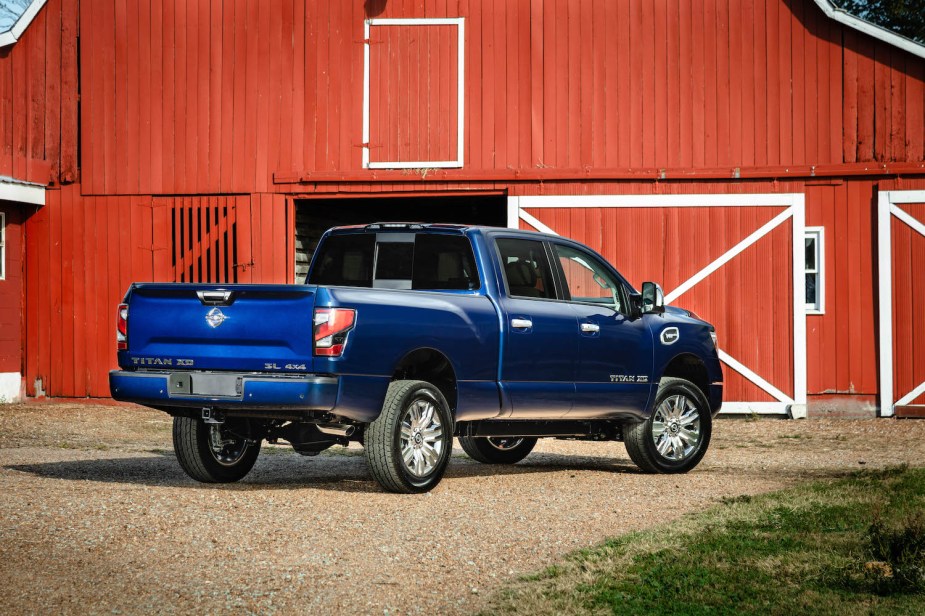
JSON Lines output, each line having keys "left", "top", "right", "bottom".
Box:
{"left": 205, "top": 307, "right": 227, "bottom": 328}
{"left": 660, "top": 327, "right": 679, "bottom": 345}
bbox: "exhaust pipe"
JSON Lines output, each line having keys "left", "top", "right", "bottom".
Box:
{"left": 315, "top": 422, "right": 356, "bottom": 437}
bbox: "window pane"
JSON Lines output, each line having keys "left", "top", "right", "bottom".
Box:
{"left": 496, "top": 238, "right": 556, "bottom": 299}
{"left": 554, "top": 244, "right": 622, "bottom": 312}
{"left": 805, "top": 236, "right": 816, "bottom": 271}
{"left": 412, "top": 234, "right": 480, "bottom": 290}
{"left": 805, "top": 273, "right": 817, "bottom": 305}
{"left": 375, "top": 242, "right": 414, "bottom": 280}
{"left": 308, "top": 233, "right": 376, "bottom": 287}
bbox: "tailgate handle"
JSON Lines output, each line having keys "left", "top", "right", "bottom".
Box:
{"left": 197, "top": 290, "right": 234, "bottom": 306}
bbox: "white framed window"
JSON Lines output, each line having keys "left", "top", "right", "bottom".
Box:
{"left": 805, "top": 227, "right": 824, "bottom": 314}
{"left": 0, "top": 212, "right": 5, "bottom": 281}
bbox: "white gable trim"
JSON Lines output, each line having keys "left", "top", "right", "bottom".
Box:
{"left": 0, "top": 0, "right": 47, "bottom": 48}
{"left": 813, "top": 0, "right": 925, "bottom": 60}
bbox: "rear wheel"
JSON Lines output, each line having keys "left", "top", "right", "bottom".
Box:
{"left": 624, "top": 377, "right": 711, "bottom": 474}
{"left": 458, "top": 435, "right": 537, "bottom": 464}
{"left": 365, "top": 380, "right": 453, "bottom": 493}
{"left": 172, "top": 417, "right": 261, "bottom": 483}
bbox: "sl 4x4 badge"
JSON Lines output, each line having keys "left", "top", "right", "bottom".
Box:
{"left": 660, "top": 327, "right": 680, "bottom": 345}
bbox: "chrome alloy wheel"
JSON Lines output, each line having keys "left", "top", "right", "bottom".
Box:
{"left": 208, "top": 424, "right": 251, "bottom": 467}
{"left": 486, "top": 437, "right": 525, "bottom": 451}
{"left": 651, "top": 394, "right": 702, "bottom": 461}
{"left": 399, "top": 398, "right": 445, "bottom": 477}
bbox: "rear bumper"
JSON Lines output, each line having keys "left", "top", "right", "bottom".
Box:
{"left": 109, "top": 370, "right": 338, "bottom": 411}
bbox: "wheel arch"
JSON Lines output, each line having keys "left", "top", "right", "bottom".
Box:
{"left": 392, "top": 347, "right": 458, "bottom": 414}
{"left": 659, "top": 353, "right": 710, "bottom": 403}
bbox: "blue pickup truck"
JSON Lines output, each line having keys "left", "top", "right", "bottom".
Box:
{"left": 110, "top": 223, "right": 722, "bottom": 493}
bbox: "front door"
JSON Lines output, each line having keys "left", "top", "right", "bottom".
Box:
{"left": 550, "top": 241, "right": 653, "bottom": 418}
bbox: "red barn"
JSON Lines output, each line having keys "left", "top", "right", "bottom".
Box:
{"left": 0, "top": 0, "right": 923, "bottom": 417}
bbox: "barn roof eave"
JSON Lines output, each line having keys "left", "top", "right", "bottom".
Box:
{"left": 813, "top": 0, "right": 925, "bottom": 60}
{"left": 0, "top": 175, "right": 45, "bottom": 206}
{"left": 0, "top": 0, "right": 47, "bottom": 48}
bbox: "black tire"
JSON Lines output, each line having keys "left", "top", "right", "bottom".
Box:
{"left": 458, "top": 435, "right": 537, "bottom": 464}
{"left": 624, "top": 377, "right": 712, "bottom": 474}
{"left": 365, "top": 380, "right": 454, "bottom": 493}
{"left": 172, "top": 416, "right": 261, "bottom": 483}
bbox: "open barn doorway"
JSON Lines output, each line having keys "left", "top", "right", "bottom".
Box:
{"left": 294, "top": 193, "right": 507, "bottom": 282}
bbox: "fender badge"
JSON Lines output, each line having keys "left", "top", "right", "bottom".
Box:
{"left": 660, "top": 327, "right": 679, "bottom": 345}
{"left": 205, "top": 307, "right": 227, "bottom": 328}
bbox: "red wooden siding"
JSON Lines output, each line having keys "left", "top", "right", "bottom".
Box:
{"left": 368, "top": 22, "right": 460, "bottom": 165}
{"left": 0, "top": 204, "right": 24, "bottom": 373}
{"left": 0, "top": 0, "right": 78, "bottom": 186}
{"left": 3, "top": 0, "right": 923, "bottom": 404}
{"left": 891, "top": 201, "right": 925, "bottom": 405}
{"left": 77, "top": 0, "right": 925, "bottom": 197}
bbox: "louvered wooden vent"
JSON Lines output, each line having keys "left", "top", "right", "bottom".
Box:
{"left": 171, "top": 197, "right": 239, "bottom": 283}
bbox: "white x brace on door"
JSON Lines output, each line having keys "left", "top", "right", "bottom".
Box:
{"left": 508, "top": 193, "right": 808, "bottom": 416}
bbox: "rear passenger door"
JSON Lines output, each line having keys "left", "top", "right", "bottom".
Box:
{"left": 495, "top": 237, "right": 578, "bottom": 418}
{"left": 551, "top": 242, "right": 654, "bottom": 418}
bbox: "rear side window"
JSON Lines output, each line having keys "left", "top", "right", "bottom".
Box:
{"left": 308, "top": 233, "right": 480, "bottom": 291}
{"left": 496, "top": 238, "right": 557, "bottom": 300}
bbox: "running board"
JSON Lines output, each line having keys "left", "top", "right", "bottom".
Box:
{"left": 459, "top": 420, "right": 620, "bottom": 439}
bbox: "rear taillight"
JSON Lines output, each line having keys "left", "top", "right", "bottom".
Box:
{"left": 313, "top": 308, "right": 356, "bottom": 357}
{"left": 117, "top": 303, "right": 128, "bottom": 350}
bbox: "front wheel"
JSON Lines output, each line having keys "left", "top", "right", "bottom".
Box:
{"left": 172, "top": 417, "right": 261, "bottom": 483}
{"left": 624, "top": 377, "right": 712, "bottom": 474}
{"left": 458, "top": 435, "right": 537, "bottom": 464}
{"left": 365, "top": 380, "right": 454, "bottom": 493}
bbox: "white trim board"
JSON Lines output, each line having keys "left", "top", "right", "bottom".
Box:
{"left": 0, "top": 0, "right": 47, "bottom": 48}
{"left": 362, "top": 18, "right": 465, "bottom": 170}
{"left": 509, "top": 193, "right": 807, "bottom": 416}
{"left": 0, "top": 211, "right": 5, "bottom": 281}
{"left": 0, "top": 373, "right": 22, "bottom": 403}
{"left": 812, "top": 0, "right": 925, "bottom": 61}
{"left": 878, "top": 190, "right": 925, "bottom": 416}
{"left": 0, "top": 179, "right": 45, "bottom": 206}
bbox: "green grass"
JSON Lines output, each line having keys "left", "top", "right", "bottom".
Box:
{"left": 482, "top": 466, "right": 925, "bottom": 616}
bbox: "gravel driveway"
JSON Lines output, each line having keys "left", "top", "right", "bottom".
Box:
{"left": 2, "top": 402, "right": 924, "bottom": 615}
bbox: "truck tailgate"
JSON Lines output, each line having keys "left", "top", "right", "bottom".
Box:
{"left": 121, "top": 284, "right": 316, "bottom": 373}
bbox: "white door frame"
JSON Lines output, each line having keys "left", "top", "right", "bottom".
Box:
{"left": 877, "top": 190, "right": 925, "bottom": 416}
{"left": 362, "top": 18, "right": 465, "bottom": 169}
{"left": 508, "top": 193, "right": 807, "bottom": 416}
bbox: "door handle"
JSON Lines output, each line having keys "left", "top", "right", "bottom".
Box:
{"left": 511, "top": 318, "right": 533, "bottom": 329}
{"left": 580, "top": 322, "right": 600, "bottom": 333}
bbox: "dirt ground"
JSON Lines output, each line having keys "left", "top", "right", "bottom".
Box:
{"left": 2, "top": 401, "right": 924, "bottom": 615}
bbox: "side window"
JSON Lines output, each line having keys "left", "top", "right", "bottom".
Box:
{"left": 553, "top": 244, "right": 624, "bottom": 313}
{"left": 805, "top": 227, "right": 824, "bottom": 314}
{"left": 412, "top": 235, "right": 480, "bottom": 290}
{"left": 496, "top": 238, "right": 557, "bottom": 300}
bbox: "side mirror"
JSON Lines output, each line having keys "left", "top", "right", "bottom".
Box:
{"left": 641, "top": 281, "right": 665, "bottom": 314}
